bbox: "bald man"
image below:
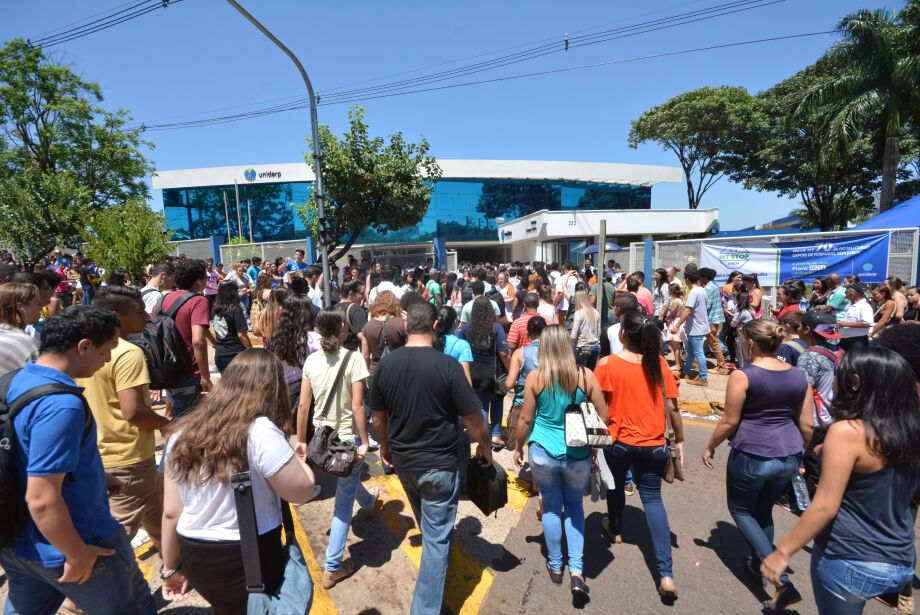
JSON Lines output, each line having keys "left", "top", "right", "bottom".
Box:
{"left": 818, "top": 273, "right": 850, "bottom": 320}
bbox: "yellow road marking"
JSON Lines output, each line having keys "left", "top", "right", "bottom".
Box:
{"left": 369, "top": 473, "right": 495, "bottom": 615}
{"left": 684, "top": 419, "right": 718, "bottom": 429}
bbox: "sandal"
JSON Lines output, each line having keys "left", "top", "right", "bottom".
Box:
{"left": 745, "top": 555, "right": 767, "bottom": 588}
{"left": 600, "top": 515, "right": 622, "bottom": 544}
{"left": 536, "top": 495, "right": 543, "bottom": 521}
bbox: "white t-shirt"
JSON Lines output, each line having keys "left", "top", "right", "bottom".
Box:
{"left": 554, "top": 273, "right": 578, "bottom": 312}
{"left": 368, "top": 281, "right": 404, "bottom": 305}
{"left": 141, "top": 287, "right": 162, "bottom": 314}
{"left": 538, "top": 303, "right": 557, "bottom": 323}
{"left": 607, "top": 323, "right": 624, "bottom": 355}
{"left": 684, "top": 286, "right": 711, "bottom": 337}
{"left": 308, "top": 286, "right": 324, "bottom": 311}
{"left": 839, "top": 298, "right": 874, "bottom": 338}
{"left": 168, "top": 417, "right": 293, "bottom": 541}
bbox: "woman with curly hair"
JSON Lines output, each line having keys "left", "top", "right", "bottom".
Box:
{"left": 160, "top": 349, "right": 316, "bottom": 614}
{"left": 361, "top": 290, "right": 407, "bottom": 376}
{"left": 265, "top": 294, "right": 321, "bottom": 418}
{"left": 457, "top": 297, "right": 510, "bottom": 450}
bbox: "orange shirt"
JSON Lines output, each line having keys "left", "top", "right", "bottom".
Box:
{"left": 594, "top": 355, "right": 679, "bottom": 446}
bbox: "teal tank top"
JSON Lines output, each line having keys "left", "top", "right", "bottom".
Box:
{"left": 528, "top": 384, "right": 590, "bottom": 460}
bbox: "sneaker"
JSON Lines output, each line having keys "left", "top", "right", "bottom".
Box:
{"left": 366, "top": 435, "right": 379, "bottom": 450}
{"left": 623, "top": 483, "right": 635, "bottom": 496}
{"left": 686, "top": 378, "right": 708, "bottom": 387}
{"left": 322, "top": 558, "right": 356, "bottom": 589}
{"left": 712, "top": 366, "right": 731, "bottom": 375}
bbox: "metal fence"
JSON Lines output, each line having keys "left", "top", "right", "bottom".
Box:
{"left": 165, "top": 239, "right": 211, "bottom": 261}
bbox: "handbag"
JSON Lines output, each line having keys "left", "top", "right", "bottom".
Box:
{"left": 660, "top": 377, "right": 684, "bottom": 483}
{"left": 563, "top": 367, "right": 613, "bottom": 449}
{"left": 231, "top": 457, "right": 313, "bottom": 615}
{"left": 466, "top": 458, "right": 508, "bottom": 516}
{"left": 490, "top": 335, "right": 508, "bottom": 397}
{"left": 306, "top": 351, "right": 357, "bottom": 478}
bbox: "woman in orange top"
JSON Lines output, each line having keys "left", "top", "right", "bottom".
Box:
{"left": 594, "top": 310, "right": 684, "bottom": 599}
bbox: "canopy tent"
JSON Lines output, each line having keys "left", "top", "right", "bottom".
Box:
{"left": 852, "top": 194, "right": 920, "bottom": 230}
{"left": 578, "top": 241, "right": 623, "bottom": 255}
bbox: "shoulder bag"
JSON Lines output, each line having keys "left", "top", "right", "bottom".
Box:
{"left": 490, "top": 334, "right": 508, "bottom": 397}
{"left": 660, "top": 377, "right": 684, "bottom": 483}
{"left": 564, "top": 367, "right": 613, "bottom": 449}
{"left": 231, "top": 451, "right": 313, "bottom": 614}
{"left": 306, "top": 351, "right": 357, "bottom": 478}
{"left": 378, "top": 317, "right": 391, "bottom": 361}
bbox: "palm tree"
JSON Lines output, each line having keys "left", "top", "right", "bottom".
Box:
{"left": 799, "top": 8, "right": 918, "bottom": 213}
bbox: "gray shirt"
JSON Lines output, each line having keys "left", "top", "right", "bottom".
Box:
{"left": 685, "top": 286, "right": 711, "bottom": 337}
{"left": 0, "top": 324, "right": 40, "bottom": 378}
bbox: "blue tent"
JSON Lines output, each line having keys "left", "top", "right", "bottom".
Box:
{"left": 581, "top": 241, "right": 623, "bottom": 255}
{"left": 852, "top": 194, "right": 920, "bottom": 230}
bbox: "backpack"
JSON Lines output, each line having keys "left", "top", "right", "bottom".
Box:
{"left": 783, "top": 338, "right": 809, "bottom": 362}
{"left": 0, "top": 369, "right": 92, "bottom": 549}
{"left": 484, "top": 287, "right": 505, "bottom": 317}
{"left": 461, "top": 281, "right": 475, "bottom": 306}
{"left": 128, "top": 291, "right": 197, "bottom": 390}
{"left": 804, "top": 345, "right": 844, "bottom": 423}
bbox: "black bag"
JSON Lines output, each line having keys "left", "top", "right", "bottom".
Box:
{"left": 128, "top": 291, "right": 197, "bottom": 389}
{"left": 378, "top": 317, "right": 392, "bottom": 361}
{"left": 231, "top": 457, "right": 313, "bottom": 614}
{"left": 306, "top": 351, "right": 357, "bottom": 478}
{"left": 0, "top": 370, "right": 92, "bottom": 549}
{"left": 466, "top": 458, "right": 508, "bottom": 516}
{"left": 460, "top": 281, "right": 475, "bottom": 306}
{"left": 484, "top": 287, "right": 505, "bottom": 317}
{"left": 490, "top": 336, "right": 508, "bottom": 397}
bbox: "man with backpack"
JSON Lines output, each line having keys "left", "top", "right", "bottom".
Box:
{"left": 798, "top": 311, "right": 844, "bottom": 428}
{"left": 154, "top": 259, "right": 212, "bottom": 419}
{"left": 0, "top": 306, "right": 157, "bottom": 614}
{"left": 76, "top": 287, "right": 168, "bottom": 553}
{"left": 140, "top": 262, "right": 174, "bottom": 315}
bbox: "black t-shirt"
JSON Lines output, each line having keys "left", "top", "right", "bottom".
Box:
{"left": 336, "top": 301, "right": 368, "bottom": 351}
{"left": 213, "top": 306, "right": 249, "bottom": 358}
{"left": 368, "top": 346, "right": 481, "bottom": 472}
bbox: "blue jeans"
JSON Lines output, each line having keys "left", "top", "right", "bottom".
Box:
{"left": 811, "top": 545, "right": 914, "bottom": 615}
{"left": 575, "top": 344, "right": 600, "bottom": 370}
{"left": 239, "top": 293, "right": 250, "bottom": 314}
{"left": 476, "top": 390, "right": 503, "bottom": 439}
{"left": 396, "top": 468, "right": 460, "bottom": 615}
{"left": 604, "top": 441, "right": 674, "bottom": 577}
{"left": 81, "top": 285, "right": 93, "bottom": 305}
{"left": 682, "top": 334, "right": 707, "bottom": 381}
{"left": 0, "top": 526, "right": 156, "bottom": 615}
{"left": 165, "top": 377, "right": 202, "bottom": 421}
{"left": 528, "top": 442, "right": 591, "bottom": 574}
{"left": 325, "top": 448, "right": 375, "bottom": 572}
{"left": 726, "top": 448, "right": 802, "bottom": 586}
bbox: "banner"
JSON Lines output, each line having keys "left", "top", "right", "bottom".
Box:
{"left": 701, "top": 242, "right": 779, "bottom": 286}
{"left": 700, "top": 233, "right": 890, "bottom": 286}
{"left": 777, "top": 233, "right": 890, "bottom": 284}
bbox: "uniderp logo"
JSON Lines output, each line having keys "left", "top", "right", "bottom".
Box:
{"left": 243, "top": 168, "right": 256, "bottom": 182}
{"left": 718, "top": 246, "right": 750, "bottom": 269}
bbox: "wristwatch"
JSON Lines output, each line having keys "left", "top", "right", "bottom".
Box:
{"left": 160, "top": 563, "right": 182, "bottom": 580}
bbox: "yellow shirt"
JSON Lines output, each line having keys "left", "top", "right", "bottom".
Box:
{"left": 76, "top": 337, "right": 154, "bottom": 468}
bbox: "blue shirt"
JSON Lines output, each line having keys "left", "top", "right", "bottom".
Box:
{"left": 704, "top": 281, "right": 725, "bottom": 325}
{"left": 443, "top": 334, "right": 473, "bottom": 363}
{"left": 246, "top": 266, "right": 260, "bottom": 283}
{"left": 7, "top": 363, "right": 118, "bottom": 566}
{"left": 284, "top": 261, "right": 309, "bottom": 273}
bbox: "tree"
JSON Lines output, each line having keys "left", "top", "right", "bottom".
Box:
{"left": 725, "top": 58, "right": 880, "bottom": 231}
{"left": 297, "top": 106, "right": 441, "bottom": 261}
{"left": 0, "top": 39, "right": 152, "bottom": 257}
{"left": 82, "top": 199, "right": 172, "bottom": 282}
{"left": 627, "top": 86, "right": 765, "bottom": 209}
{"left": 797, "top": 8, "right": 919, "bottom": 213}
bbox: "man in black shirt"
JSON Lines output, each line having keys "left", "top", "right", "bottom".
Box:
{"left": 370, "top": 302, "right": 492, "bottom": 615}
{"left": 335, "top": 278, "right": 368, "bottom": 352}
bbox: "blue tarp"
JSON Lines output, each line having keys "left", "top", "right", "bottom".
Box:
{"left": 853, "top": 194, "right": 920, "bottom": 230}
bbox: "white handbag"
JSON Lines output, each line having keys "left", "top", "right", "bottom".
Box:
{"left": 564, "top": 367, "right": 613, "bottom": 449}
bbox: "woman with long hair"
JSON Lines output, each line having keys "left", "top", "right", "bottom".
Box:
{"left": 722, "top": 271, "right": 742, "bottom": 296}
{"left": 0, "top": 282, "right": 42, "bottom": 376}
{"left": 160, "top": 349, "right": 316, "bottom": 614}
{"left": 362, "top": 290, "right": 407, "bottom": 376}
{"left": 253, "top": 287, "right": 287, "bottom": 342}
{"left": 457, "top": 297, "right": 510, "bottom": 450}
{"left": 497, "top": 271, "right": 516, "bottom": 316}
{"left": 265, "top": 294, "right": 322, "bottom": 418}
{"left": 730, "top": 291, "right": 757, "bottom": 369}
{"left": 702, "top": 319, "right": 814, "bottom": 612}
{"left": 513, "top": 325, "right": 608, "bottom": 596}
{"left": 594, "top": 311, "right": 683, "bottom": 598}
{"left": 886, "top": 276, "right": 908, "bottom": 321}
{"left": 294, "top": 308, "right": 378, "bottom": 589}
{"left": 663, "top": 283, "right": 687, "bottom": 372}
{"left": 444, "top": 272, "right": 463, "bottom": 309}
{"left": 536, "top": 283, "right": 557, "bottom": 324}
{"left": 652, "top": 268, "right": 670, "bottom": 327}
{"left": 248, "top": 272, "right": 275, "bottom": 326}
{"left": 810, "top": 277, "right": 828, "bottom": 308}
{"left": 568, "top": 290, "right": 601, "bottom": 369}
{"left": 741, "top": 274, "right": 763, "bottom": 318}
{"left": 763, "top": 348, "right": 920, "bottom": 614}
{"left": 211, "top": 281, "right": 252, "bottom": 373}
{"left": 435, "top": 305, "right": 476, "bottom": 487}
{"left": 870, "top": 284, "right": 898, "bottom": 337}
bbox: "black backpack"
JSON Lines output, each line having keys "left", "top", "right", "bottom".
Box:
{"left": 484, "top": 287, "right": 506, "bottom": 317}
{"left": 0, "top": 369, "right": 92, "bottom": 549}
{"left": 460, "top": 281, "right": 475, "bottom": 306}
{"left": 128, "top": 291, "right": 197, "bottom": 390}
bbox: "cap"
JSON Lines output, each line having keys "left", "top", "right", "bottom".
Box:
{"left": 845, "top": 282, "right": 868, "bottom": 296}
{"left": 801, "top": 310, "right": 842, "bottom": 339}
{"left": 429, "top": 268, "right": 439, "bottom": 276}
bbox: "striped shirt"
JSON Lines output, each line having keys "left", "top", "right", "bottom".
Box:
{"left": 0, "top": 323, "right": 40, "bottom": 378}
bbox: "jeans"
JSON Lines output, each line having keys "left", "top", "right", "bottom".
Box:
{"left": 604, "top": 441, "right": 674, "bottom": 577}
{"left": 0, "top": 526, "right": 156, "bottom": 615}
{"left": 811, "top": 545, "right": 914, "bottom": 615}
{"left": 575, "top": 344, "right": 600, "bottom": 370}
{"left": 476, "top": 390, "right": 503, "bottom": 439}
{"left": 707, "top": 323, "right": 725, "bottom": 367}
{"left": 725, "top": 448, "right": 802, "bottom": 586}
{"left": 81, "top": 285, "right": 94, "bottom": 305}
{"left": 165, "top": 377, "right": 202, "bottom": 420}
{"left": 214, "top": 354, "right": 235, "bottom": 373}
{"left": 326, "top": 447, "right": 375, "bottom": 572}
{"left": 682, "top": 334, "right": 708, "bottom": 381}
{"left": 396, "top": 468, "right": 460, "bottom": 615}
{"left": 528, "top": 443, "right": 591, "bottom": 575}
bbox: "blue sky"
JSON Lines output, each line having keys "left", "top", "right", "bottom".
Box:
{"left": 3, "top": 0, "right": 906, "bottom": 230}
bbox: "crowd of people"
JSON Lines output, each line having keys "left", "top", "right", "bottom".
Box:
{"left": 1, "top": 246, "right": 919, "bottom": 615}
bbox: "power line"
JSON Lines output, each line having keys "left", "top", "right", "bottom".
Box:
{"left": 26, "top": 0, "right": 179, "bottom": 49}
{"left": 32, "top": 0, "right": 147, "bottom": 39}
{"left": 137, "top": 31, "right": 834, "bottom": 132}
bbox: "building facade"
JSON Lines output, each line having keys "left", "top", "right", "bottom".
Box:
{"left": 153, "top": 160, "right": 684, "bottom": 260}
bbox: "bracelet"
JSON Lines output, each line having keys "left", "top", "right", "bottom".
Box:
{"left": 160, "top": 563, "right": 182, "bottom": 580}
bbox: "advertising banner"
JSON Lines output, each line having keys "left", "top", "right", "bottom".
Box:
{"left": 699, "top": 233, "right": 890, "bottom": 287}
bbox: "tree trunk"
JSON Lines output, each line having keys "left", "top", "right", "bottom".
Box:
{"left": 879, "top": 136, "right": 899, "bottom": 213}
{"left": 330, "top": 230, "right": 361, "bottom": 262}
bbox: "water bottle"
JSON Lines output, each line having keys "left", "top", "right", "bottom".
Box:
{"left": 791, "top": 475, "right": 810, "bottom": 511}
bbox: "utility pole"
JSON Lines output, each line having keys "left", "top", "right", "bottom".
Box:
{"left": 234, "top": 179, "right": 242, "bottom": 242}
{"left": 247, "top": 199, "right": 253, "bottom": 243}
{"left": 222, "top": 192, "right": 231, "bottom": 240}
{"left": 225, "top": 0, "right": 331, "bottom": 305}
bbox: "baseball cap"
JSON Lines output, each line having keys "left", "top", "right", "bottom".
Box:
{"left": 801, "top": 310, "right": 842, "bottom": 339}
{"left": 429, "top": 268, "right": 439, "bottom": 277}
{"left": 845, "top": 282, "right": 868, "bottom": 296}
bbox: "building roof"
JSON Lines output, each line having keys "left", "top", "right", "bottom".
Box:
{"left": 497, "top": 208, "right": 719, "bottom": 243}
{"left": 151, "top": 160, "right": 683, "bottom": 190}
